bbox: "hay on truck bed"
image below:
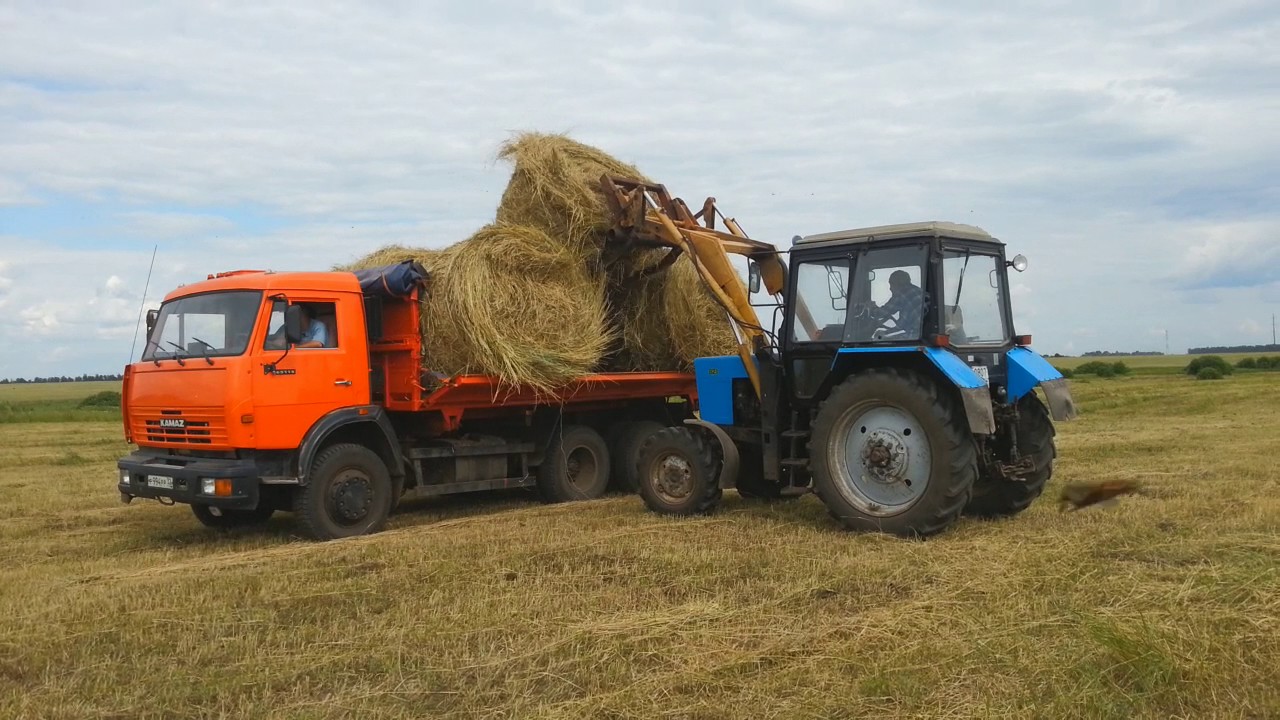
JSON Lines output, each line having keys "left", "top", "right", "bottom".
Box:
{"left": 337, "top": 225, "right": 615, "bottom": 393}
{"left": 493, "top": 132, "right": 737, "bottom": 371}
{"left": 338, "top": 132, "right": 739, "bottom": 390}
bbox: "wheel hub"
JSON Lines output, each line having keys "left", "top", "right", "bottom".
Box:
{"left": 862, "top": 430, "right": 909, "bottom": 482}
{"left": 653, "top": 453, "right": 694, "bottom": 502}
{"left": 332, "top": 475, "right": 372, "bottom": 523}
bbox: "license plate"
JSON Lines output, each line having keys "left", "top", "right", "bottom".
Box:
{"left": 971, "top": 365, "right": 990, "bottom": 382}
{"left": 146, "top": 474, "right": 174, "bottom": 490}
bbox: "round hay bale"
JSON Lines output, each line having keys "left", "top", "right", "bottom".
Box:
{"left": 422, "top": 223, "right": 617, "bottom": 392}
{"left": 495, "top": 132, "right": 649, "bottom": 255}
{"left": 662, "top": 256, "right": 737, "bottom": 366}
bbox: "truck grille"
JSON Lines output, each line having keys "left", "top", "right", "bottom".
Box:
{"left": 132, "top": 409, "right": 228, "bottom": 448}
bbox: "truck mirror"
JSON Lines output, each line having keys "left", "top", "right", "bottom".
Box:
{"left": 748, "top": 261, "right": 761, "bottom": 294}
{"left": 284, "top": 305, "right": 304, "bottom": 344}
{"left": 145, "top": 309, "right": 158, "bottom": 338}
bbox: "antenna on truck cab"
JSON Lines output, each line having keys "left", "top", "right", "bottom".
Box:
{"left": 128, "top": 244, "right": 159, "bottom": 364}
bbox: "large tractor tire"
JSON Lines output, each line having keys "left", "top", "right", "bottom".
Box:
{"left": 191, "top": 503, "right": 274, "bottom": 529}
{"left": 537, "top": 424, "right": 612, "bottom": 502}
{"left": 635, "top": 427, "right": 723, "bottom": 516}
{"left": 965, "top": 393, "right": 1055, "bottom": 518}
{"left": 292, "top": 443, "right": 394, "bottom": 541}
{"left": 607, "top": 420, "right": 666, "bottom": 493}
{"left": 809, "top": 369, "right": 977, "bottom": 538}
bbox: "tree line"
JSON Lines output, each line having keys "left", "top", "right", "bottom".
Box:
{"left": 1189, "top": 344, "right": 1280, "bottom": 355}
{"left": 0, "top": 374, "right": 124, "bottom": 384}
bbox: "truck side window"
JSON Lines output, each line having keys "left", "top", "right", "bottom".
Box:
{"left": 263, "top": 301, "right": 339, "bottom": 349}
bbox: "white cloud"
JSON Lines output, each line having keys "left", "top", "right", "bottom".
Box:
{"left": 0, "top": 2, "right": 1278, "bottom": 375}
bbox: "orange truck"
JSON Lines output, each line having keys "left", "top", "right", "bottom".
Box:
{"left": 116, "top": 263, "right": 697, "bottom": 540}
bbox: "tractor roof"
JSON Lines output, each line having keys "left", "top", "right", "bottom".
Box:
{"left": 794, "top": 221, "right": 1001, "bottom": 249}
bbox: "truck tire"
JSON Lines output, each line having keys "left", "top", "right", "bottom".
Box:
{"left": 292, "top": 443, "right": 393, "bottom": 540}
{"left": 608, "top": 420, "right": 666, "bottom": 493}
{"left": 965, "top": 393, "right": 1055, "bottom": 518}
{"left": 809, "top": 368, "right": 976, "bottom": 538}
{"left": 537, "top": 424, "right": 611, "bottom": 502}
{"left": 191, "top": 503, "right": 274, "bottom": 529}
{"left": 635, "top": 426, "right": 722, "bottom": 516}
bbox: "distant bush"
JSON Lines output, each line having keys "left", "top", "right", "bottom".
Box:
{"left": 78, "top": 391, "right": 122, "bottom": 408}
{"left": 1185, "top": 356, "right": 1233, "bottom": 377}
{"left": 1075, "top": 361, "right": 1119, "bottom": 378}
{"left": 1236, "top": 357, "right": 1258, "bottom": 369}
{"left": 1257, "top": 356, "right": 1280, "bottom": 370}
{"left": 1197, "top": 367, "right": 1224, "bottom": 381}
{"left": 1054, "top": 366, "right": 1075, "bottom": 379}
{"left": 1110, "top": 361, "right": 1131, "bottom": 375}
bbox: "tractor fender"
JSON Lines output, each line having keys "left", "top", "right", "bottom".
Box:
{"left": 297, "top": 406, "right": 406, "bottom": 484}
{"left": 684, "top": 418, "right": 741, "bottom": 490}
{"left": 1006, "top": 347, "right": 1078, "bottom": 420}
{"left": 831, "top": 347, "right": 996, "bottom": 435}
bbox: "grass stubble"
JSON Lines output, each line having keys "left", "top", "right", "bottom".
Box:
{"left": 0, "top": 366, "right": 1277, "bottom": 718}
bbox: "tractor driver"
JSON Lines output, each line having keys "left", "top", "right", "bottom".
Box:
{"left": 870, "top": 270, "right": 924, "bottom": 339}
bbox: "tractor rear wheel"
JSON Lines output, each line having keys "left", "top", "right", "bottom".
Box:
{"left": 608, "top": 420, "right": 666, "bottom": 493}
{"left": 191, "top": 503, "right": 274, "bottom": 529}
{"left": 635, "top": 427, "right": 722, "bottom": 516}
{"left": 965, "top": 393, "right": 1055, "bottom": 518}
{"left": 537, "top": 424, "right": 612, "bottom": 502}
{"left": 809, "top": 369, "right": 976, "bottom": 537}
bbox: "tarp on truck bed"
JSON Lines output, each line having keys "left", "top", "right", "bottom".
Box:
{"left": 353, "top": 260, "right": 428, "bottom": 299}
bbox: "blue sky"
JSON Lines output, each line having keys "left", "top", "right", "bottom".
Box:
{"left": 2, "top": 0, "right": 1279, "bottom": 378}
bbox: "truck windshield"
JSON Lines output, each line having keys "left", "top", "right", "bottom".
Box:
{"left": 941, "top": 249, "right": 1008, "bottom": 345}
{"left": 142, "top": 291, "right": 263, "bottom": 361}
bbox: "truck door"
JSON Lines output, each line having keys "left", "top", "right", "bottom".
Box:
{"left": 250, "top": 294, "right": 371, "bottom": 450}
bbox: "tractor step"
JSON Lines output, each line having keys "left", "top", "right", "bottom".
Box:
{"left": 780, "top": 458, "right": 809, "bottom": 468}
{"left": 780, "top": 430, "right": 810, "bottom": 439}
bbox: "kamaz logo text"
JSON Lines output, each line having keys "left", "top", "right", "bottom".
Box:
{"left": 159, "top": 418, "right": 186, "bottom": 429}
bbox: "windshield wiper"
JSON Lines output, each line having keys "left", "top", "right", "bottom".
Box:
{"left": 190, "top": 337, "right": 216, "bottom": 365}
{"left": 953, "top": 249, "right": 972, "bottom": 309}
{"left": 165, "top": 341, "right": 187, "bottom": 367}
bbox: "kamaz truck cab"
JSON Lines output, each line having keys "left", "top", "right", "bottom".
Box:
{"left": 627, "top": 219, "right": 1077, "bottom": 537}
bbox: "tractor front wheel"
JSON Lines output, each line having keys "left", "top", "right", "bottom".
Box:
{"left": 809, "top": 369, "right": 976, "bottom": 537}
{"left": 635, "top": 427, "right": 722, "bottom": 516}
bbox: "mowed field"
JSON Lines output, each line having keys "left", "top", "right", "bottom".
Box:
{"left": 1, "top": 361, "right": 1278, "bottom": 719}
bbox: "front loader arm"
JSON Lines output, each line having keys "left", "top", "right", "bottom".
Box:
{"left": 600, "top": 176, "right": 788, "bottom": 399}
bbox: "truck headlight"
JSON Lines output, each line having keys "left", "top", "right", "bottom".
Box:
{"left": 201, "top": 478, "right": 216, "bottom": 495}
{"left": 120, "top": 470, "right": 130, "bottom": 486}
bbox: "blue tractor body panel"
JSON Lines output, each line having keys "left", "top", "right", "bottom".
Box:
{"left": 832, "top": 346, "right": 988, "bottom": 389}
{"left": 693, "top": 355, "right": 750, "bottom": 425}
{"left": 1005, "top": 347, "right": 1065, "bottom": 402}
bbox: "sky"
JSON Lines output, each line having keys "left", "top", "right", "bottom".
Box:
{"left": 2, "top": 1, "right": 1279, "bottom": 378}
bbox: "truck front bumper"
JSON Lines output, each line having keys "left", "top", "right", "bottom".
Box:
{"left": 117, "top": 450, "right": 261, "bottom": 510}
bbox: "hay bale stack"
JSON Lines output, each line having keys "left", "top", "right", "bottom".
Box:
{"left": 341, "top": 224, "right": 615, "bottom": 393}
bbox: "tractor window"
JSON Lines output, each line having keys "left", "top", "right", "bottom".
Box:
{"left": 847, "top": 245, "right": 928, "bottom": 343}
{"left": 942, "top": 250, "right": 1007, "bottom": 345}
{"left": 790, "top": 260, "right": 850, "bottom": 342}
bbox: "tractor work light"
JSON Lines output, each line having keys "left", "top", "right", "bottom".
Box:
{"left": 1009, "top": 254, "right": 1028, "bottom": 272}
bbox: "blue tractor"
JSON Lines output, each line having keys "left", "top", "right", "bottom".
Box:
{"left": 601, "top": 179, "right": 1077, "bottom": 537}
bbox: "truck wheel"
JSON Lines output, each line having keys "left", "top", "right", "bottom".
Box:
{"left": 965, "top": 393, "right": 1055, "bottom": 518}
{"left": 635, "top": 427, "right": 722, "bottom": 515}
{"left": 293, "top": 443, "right": 393, "bottom": 540}
{"left": 809, "top": 369, "right": 976, "bottom": 537}
{"left": 191, "top": 504, "right": 274, "bottom": 529}
{"left": 537, "top": 424, "right": 611, "bottom": 502}
{"left": 608, "top": 420, "right": 666, "bottom": 493}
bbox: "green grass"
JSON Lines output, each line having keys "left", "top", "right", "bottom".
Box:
{"left": 1052, "top": 352, "right": 1280, "bottom": 376}
{"left": 1, "top": 375, "right": 1279, "bottom": 718}
{"left": 0, "top": 381, "right": 122, "bottom": 423}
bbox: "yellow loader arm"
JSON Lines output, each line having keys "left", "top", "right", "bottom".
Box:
{"left": 599, "top": 175, "right": 791, "bottom": 399}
